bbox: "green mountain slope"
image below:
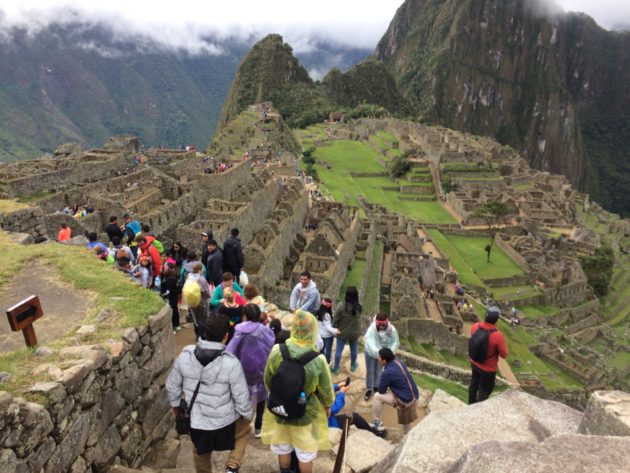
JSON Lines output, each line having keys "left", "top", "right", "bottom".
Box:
{"left": 373, "top": 0, "right": 630, "bottom": 216}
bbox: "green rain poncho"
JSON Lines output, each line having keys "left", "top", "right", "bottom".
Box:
{"left": 261, "top": 310, "right": 335, "bottom": 452}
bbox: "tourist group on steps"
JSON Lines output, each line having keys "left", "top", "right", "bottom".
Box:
{"left": 65, "top": 214, "right": 507, "bottom": 473}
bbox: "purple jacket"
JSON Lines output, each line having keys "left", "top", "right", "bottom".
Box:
{"left": 226, "top": 321, "right": 275, "bottom": 404}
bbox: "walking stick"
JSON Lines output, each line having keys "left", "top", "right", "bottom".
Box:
{"left": 332, "top": 415, "right": 351, "bottom": 473}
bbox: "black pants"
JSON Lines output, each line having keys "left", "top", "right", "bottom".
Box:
{"left": 335, "top": 412, "right": 374, "bottom": 432}
{"left": 468, "top": 364, "right": 497, "bottom": 404}
{"left": 169, "top": 297, "right": 180, "bottom": 329}
{"left": 255, "top": 400, "right": 265, "bottom": 431}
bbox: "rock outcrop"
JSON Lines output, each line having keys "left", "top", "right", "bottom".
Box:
{"left": 579, "top": 390, "right": 630, "bottom": 436}
{"left": 372, "top": 390, "right": 583, "bottom": 473}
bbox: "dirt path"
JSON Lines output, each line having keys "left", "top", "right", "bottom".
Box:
{"left": 381, "top": 251, "right": 393, "bottom": 286}
{"left": 426, "top": 298, "right": 444, "bottom": 324}
{"left": 0, "top": 262, "right": 95, "bottom": 353}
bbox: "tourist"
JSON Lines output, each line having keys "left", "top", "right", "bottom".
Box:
{"left": 181, "top": 250, "right": 205, "bottom": 286}
{"left": 315, "top": 298, "right": 335, "bottom": 364}
{"left": 244, "top": 283, "right": 268, "bottom": 323}
{"left": 87, "top": 232, "right": 108, "bottom": 253}
{"left": 289, "top": 271, "right": 321, "bottom": 314}
{"left": 269, "top": 319, "right": 290, "bottom": 344}
{"left": 168, "top": 241, "right": 187, "bottom": 268}
{"left": 132, "top": 256, "right": 153, "bottom": 289}
{"left": 261, "top": 310, "right": 335, "bottom": 473}
{"left": 205, "top": 240, "right": 224, "bottom": 286}
{"left": 141, "top": 224, "right": 164, "bottom": 254}
{"left": 110, "top": 236, "right": 134, "bottom": 269}
{"left": 371, "top": 348, "right": 419, "bottom": 435}
{"left": 200, "top": 229, "right": 213, "bottom": 268}
{"left": 58, "top": 223, "right": 72, "bottom": 242}
{"left": 211, "top": 272, "right": 245, "bottom": 308}
{"left": 226, "top": 304, "right": 275, "bottom": 438}
{"left": 187, "top": 262, "right": 212, "bottom": 337}
{"left": 223, "top": 228, "right": 244, "bottom": 282}
{"left": 217, "top": 287, "right": 245, "bottom": 328}
{"left": 166, "top": 314, "right": 253, "bottom": 473}
{"left": 329, "top": 381, "right": 387, "bottom": 438}
{"left": 331, "top": 286, "right": 362, "bottom": 375}
{"left": 104, "top": 216, "right": 123, "bottom": 242}
{"left": 122, "top": 214, "right": 141, "bottom": 258}
{"left": 161, "top": 262, "right": 181, "bottom": 332}
{"left": 136, "top": 234, "right": 161, "bottom": 284}
{"left": 468, "top": 306, "right": 508, "bottom": 404}
{"left": 364, "top": 314, "right": 400, "bottom": 401}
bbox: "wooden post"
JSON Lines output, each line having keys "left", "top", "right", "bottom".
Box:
{"left": 6, "top": 295, "right": 43, "bottom": 349}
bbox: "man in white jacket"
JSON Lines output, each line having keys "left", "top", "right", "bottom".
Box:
{"left": 289, "top": 271, "right": 321, "bottom": 314}
{"left": 166, "top": 314, "right": 253, "bottom": 473}
{"left": 363, "top": 313, "right": 399, "bottom": 401}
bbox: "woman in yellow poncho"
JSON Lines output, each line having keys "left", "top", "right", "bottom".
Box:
{"left": 261, "top": 310, "right": 335, "bottom": 473}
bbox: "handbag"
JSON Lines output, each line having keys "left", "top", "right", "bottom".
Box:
{"left": 175, "top": 380, "right": 201, "bottom": 435}
{"left": 393, "top": 361, "right": 418, "bottom": 425}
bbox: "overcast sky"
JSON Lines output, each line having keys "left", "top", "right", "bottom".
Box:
{"left": 0, "top": 1, "right": 628, "bottom": 55}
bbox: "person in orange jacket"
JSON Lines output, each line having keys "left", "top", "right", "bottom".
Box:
{"left": 135, "top": 234, "right": 161, "bottom": 281}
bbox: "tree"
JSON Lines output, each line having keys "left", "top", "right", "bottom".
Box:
{"left": 579, "top": 245, "right": 614, "bottom": 297}
{"left": 472, "top": 201, "right": 511, "bottom": 262}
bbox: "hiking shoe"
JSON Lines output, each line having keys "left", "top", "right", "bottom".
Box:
{"left": 374, "top": 428, "right": 388, "bottom": 439}
{"left": 225, "top": 467, "right": 239, "bottom": 473}
{"left": 364, "top": 390, "right": 373, "bottom": 401}
{"left": 331, "top": 367, "right": 339, "bottom": 375}
{"left": 351, "top": 362, "right": 358, "bottom": 372}
{"left": 371, "top": 419, "right": 385, "bottom": 432}
{"left": 254, "top": 429, "right": 262, "bottom": 438}
{"left": 174, "top": 326, "right": 182, "bottom": 332}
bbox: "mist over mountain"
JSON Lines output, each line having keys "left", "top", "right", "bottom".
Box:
{"left": 0, "top": 23, "right": 369, "bottom": 161}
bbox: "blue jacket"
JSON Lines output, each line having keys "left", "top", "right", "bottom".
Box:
{"left": 377, "top": 359, "right": 419, "bottom": 404}
{"left": 328, "top": 384, "right": 345, "bottom": 428}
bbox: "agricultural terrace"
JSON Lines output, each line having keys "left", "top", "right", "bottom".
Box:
{"left": 305, "top": 138, "right": 457, "bottom": 224}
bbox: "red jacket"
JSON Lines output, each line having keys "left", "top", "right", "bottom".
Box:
{"left": 469, "top": 321, "right": 508, "bottom": 373}
{"left": 140, "top": 241, "right": 162, "bottom": 277}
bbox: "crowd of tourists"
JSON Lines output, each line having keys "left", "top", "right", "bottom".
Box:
{"left": 65, "top": 213, "right": 508, "bottom": 473}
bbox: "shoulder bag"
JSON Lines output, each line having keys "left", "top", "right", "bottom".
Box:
{"left": 393, "top": 360, "right": 418, "bottom": 425}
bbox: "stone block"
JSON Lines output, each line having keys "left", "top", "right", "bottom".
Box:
{"left": 0, "top": 449, "right": 18, "bottom": 473}
{"left": 426, "top": 389, "right": 466, "bottom": 414}
{"left": 6, "top": 232, "right": 33, "bottom": 245}
{"left": 61, "top": 361, "right": 95, "bottom": 394}
{"left": 76, "top": 325, "right": 97, "bottom": 336}
{"left": 147, "top": 305, "right": 171, "bottom": 335}
{"left": 28, "top": 382, "right": 67, "bottom": 405}
{"left": 142, "top": 438, "right": 180, "bottom": 470}
{"left": 92, "top": 425, "right": 121, "bottom": 472}
{"left": 45, "top": 412, "right": 90, "bottom": 473}
{"left": 579, "top": 390, "right": 630, "bottom": 437}
{"left": 27, "top": 437, "right": 56, "bottom": 473}
{"left": 344, "top": 429, "right": 395, "bottom": 473}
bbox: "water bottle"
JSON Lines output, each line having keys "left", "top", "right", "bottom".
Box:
{"left": 154, "top": 275, "right": 161, "bottom": 291}
{"left": 297, "top": 392, "right": 307, "bottom": 406}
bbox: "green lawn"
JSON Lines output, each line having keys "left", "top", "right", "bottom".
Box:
{"left": 498, "top": 321, "right": 583, "bottom": 391}
{"left": 518, "top": 304, "right": 560, "bottom": 320}
{"left": 339, "top": 258, "right": 366, "bottom": 302}
{"left": 313, "top": 140, "right": 456, "bottom": 224}
{"left": 405, "top": 337, "right": 470, "bottom": 370}
{"left": 426, "top": 229, "right": 485, "bottom": 288}
{"left": 492, "top": 285, "right": 543, "bottom": 302}
{"left": 412, "top": 373, "right": 469, "bottom": 402}
{"left": 444, "top": 234, "right": 525, "bottom": 280}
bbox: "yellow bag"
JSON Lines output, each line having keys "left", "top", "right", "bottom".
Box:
{"left": 183, "top": 279, "right": 201, "bottom": 309}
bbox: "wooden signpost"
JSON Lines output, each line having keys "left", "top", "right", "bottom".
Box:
{"left": 6, "top": 295, "right": 43, "bottom": 348}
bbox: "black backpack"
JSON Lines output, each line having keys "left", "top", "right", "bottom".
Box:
{"left": 267, "top": 344, "right": 320, "bottom": 420}
{"left": 468, "top": 326, "right": 497, "bottom": 363}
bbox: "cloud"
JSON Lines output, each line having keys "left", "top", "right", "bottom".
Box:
{"left": 0, "top": 0, "right": 404, "bottom": 55}
{"left": 0, "top": 0, "right": 627, "bottom": 58}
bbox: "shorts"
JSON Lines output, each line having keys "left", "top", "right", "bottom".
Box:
{"left": 271, "top": 444, "right": 317, "bottom": 463}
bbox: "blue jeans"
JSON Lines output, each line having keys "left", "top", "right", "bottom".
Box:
{"left": 321, "top": 336, "right": 334, "bottom": 364}
{"left": 333, "top": 337, "right": 358, "bottom": 370}
{"left": 365, "top": 353, "right": 383, "bottom": 390}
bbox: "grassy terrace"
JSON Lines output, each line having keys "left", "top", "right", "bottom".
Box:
{"left": 363, "top": 241, "right": 384, "bottom": 316}
{"left": 404, "top": 336, "right": 469, "bottom": 370}
{"left": 0, "top": 231, "right": 163, "bottom": 396}
{"left": 310, "top": 140, "right": 456, "bottom": 224}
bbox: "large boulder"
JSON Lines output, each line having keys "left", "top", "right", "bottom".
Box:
{"left": 448, "top": 435, "right": 630, "bottom": 473}
{"left": 579, "top": 390, "right": 630, "bottom": 436}
{"left": 426, "top": 389, "right": 466, "bottom": 414}
{"left": 371, "top": 390, "right": 582, "bottom": 473}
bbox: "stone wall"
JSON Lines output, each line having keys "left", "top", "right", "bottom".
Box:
{"left": 0, "top": 305, "right": 175, "bottom": 473}
{"left": 44, "top": 213, "right": 87, "bottom": 241}
{"left": 405, "top": 318, "right": 469, "bottom": 356}
{"left": 0, "top": 207, "right": 47, "bottom": 240}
